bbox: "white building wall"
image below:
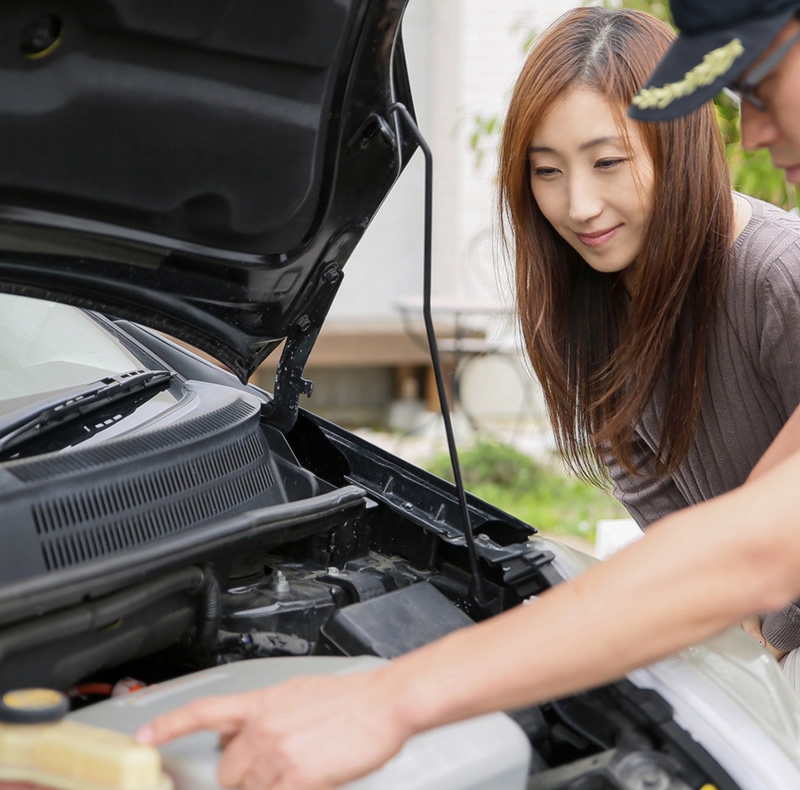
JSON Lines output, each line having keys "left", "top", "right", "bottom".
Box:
{"left": 325, "top": 1, "right": 431, "bottom": 320}
{"left": 329, "top": 0, "right": 576, "bottom": 320}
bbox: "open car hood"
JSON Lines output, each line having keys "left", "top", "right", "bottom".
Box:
{"left": 0, "top": 0, "right": 417, "bottom": 382}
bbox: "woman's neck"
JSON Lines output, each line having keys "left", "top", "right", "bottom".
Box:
{"left": 732, "top": 192, "right": 753, "bottom": 241}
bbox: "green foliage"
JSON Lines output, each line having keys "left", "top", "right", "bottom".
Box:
{"left": 510, "top": 16, "right": 539, "bottom": 53}
{"left": 468, "top": 114, "right": 499, "bottom": 169}
{"left": 424, "top": 439, "right": 629, "bottom": 541}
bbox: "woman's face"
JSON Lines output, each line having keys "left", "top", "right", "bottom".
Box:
{"left": 528, "top": 87, "right": 655, "bottom": 286}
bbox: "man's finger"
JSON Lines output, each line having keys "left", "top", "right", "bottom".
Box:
{"left": 136, "top": 694, "right": 251, "bottom": 745}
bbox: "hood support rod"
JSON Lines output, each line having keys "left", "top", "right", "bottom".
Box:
{"left": 388, "top": 102, "right": 490, "bottom": 610}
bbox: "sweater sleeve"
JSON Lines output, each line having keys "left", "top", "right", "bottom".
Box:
{"left": 762, "top": 604, "right": 800, "bottom": 652}
{"left": 606, "top": 437, "right": 691, "bottom": 528}
{"left": 757, "top": 248, "right": 800, "bottom": 416}
{"left": 757, "top": 246, "right": 800, "bottom": 651}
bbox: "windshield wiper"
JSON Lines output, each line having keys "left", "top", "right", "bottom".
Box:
{"left": 0, "top": 369, "right": 174, "bottom": 453}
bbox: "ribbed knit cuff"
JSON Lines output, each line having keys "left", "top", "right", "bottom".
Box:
{"left": 762, "top": 604, "right": 800, "bottom": 652}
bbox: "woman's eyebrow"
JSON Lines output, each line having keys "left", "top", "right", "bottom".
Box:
{"left": 527, "top": 136, "right": 621, "bottom": 155}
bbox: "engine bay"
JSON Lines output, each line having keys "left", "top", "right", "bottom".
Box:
{"left": 0, "top": 387, "right": 740, "bottom": 790}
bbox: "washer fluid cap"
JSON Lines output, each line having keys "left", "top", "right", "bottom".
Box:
{"left": 0, "top": 688, "right": 69, "bottom": 724}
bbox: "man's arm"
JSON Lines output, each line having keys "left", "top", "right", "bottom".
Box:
{"left": 393, "top": 446, "right": 800, "bottom": 727}
{"left": 748, "top": 404, "right": 800, "bottom": 483}
{"left": 138, "top": 449, "right": 800, "bottom": 790}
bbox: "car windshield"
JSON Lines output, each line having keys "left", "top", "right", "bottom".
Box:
{"left": 0, "top": 292, "right": 159, "bottom": 420}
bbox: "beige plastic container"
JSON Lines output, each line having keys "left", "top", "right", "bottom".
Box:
{"left": 0, "top": 718, "right": 172, "bottom": 790}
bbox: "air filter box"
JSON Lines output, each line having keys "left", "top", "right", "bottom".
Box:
{"left": 318, "top": 581, "right": 474, "bottom": 657}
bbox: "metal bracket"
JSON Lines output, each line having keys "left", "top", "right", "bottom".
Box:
{"left": 261, "top": 262, "right": 342, "bottom": 433}
{"left": 503, "top": 550, "right": 560, "bottom": 599}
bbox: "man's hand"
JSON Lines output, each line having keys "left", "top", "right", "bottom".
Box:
{"left": 136, "top": 669, "right": 411, "bottom": 790}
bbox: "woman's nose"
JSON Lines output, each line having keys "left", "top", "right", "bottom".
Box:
{"left": 568, "top": 179, "right": 603, "bottom": 224}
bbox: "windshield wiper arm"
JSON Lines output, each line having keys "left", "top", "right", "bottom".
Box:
{"left": 0, "top": 369, "right": 174, "bottom": 453}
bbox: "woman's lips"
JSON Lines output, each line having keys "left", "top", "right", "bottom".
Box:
{"left": 576, "top": 225, "right": 621, "bottom": 248}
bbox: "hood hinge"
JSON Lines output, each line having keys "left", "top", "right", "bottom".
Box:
{"left": 261, "top": 262, "right": 343, "bottom": 433}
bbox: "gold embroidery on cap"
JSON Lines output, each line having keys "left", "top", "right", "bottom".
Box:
{"left": 632, "top": 38, "right": 744, "bottom": 109}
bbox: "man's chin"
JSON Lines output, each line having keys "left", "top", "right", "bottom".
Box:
{"left": 782, "top": 164, "right": 800, "bottom": 184}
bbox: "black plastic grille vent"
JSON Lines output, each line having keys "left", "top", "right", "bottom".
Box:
{"left": 33, "top": 430, "right": 275, "bottom": 571}
{"left": 10, "top": 398, "right": 256, "bottom": 484}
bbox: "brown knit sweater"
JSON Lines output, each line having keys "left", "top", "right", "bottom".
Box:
{"left": 606, "top": 193, "right": 800, "bottom": 651}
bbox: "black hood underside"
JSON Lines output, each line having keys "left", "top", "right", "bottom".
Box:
{"left": 0, "top": 0, "right": 417, "bottom": 380}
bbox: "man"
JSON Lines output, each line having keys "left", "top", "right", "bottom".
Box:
{"left": 137, "top": 2, "right": 800, "bottom": 788}
{"left": 629, "top": 0, "right": 800, "bottom": 179}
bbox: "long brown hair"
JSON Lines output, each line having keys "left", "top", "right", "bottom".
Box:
{"left": 499, "top": 6, "right": 732, "bottom": 483}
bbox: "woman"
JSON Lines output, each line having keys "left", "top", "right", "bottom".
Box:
{"left": 498, "top": 6, "right": 800, "bottom": 662}
{"left": 137, "top": 8, "right": 800, "bottom": 788}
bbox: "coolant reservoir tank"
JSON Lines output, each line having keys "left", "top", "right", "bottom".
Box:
{"left": 72, "top": 656, "right": 533, "bottom": 790}
{"left": 0, "top": 689, "right": 172, "bottom": 790}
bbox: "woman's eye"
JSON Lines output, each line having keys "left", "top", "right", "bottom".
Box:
{"left": 596, "top": 158, "right": 625, "bottom": 170}
{"left": 532, "top": 166, "right": 559, "bottom": 177}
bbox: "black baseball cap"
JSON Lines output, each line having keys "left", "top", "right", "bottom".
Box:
{"left": 629, "top": 0, "right": 799, "bottom": 121}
